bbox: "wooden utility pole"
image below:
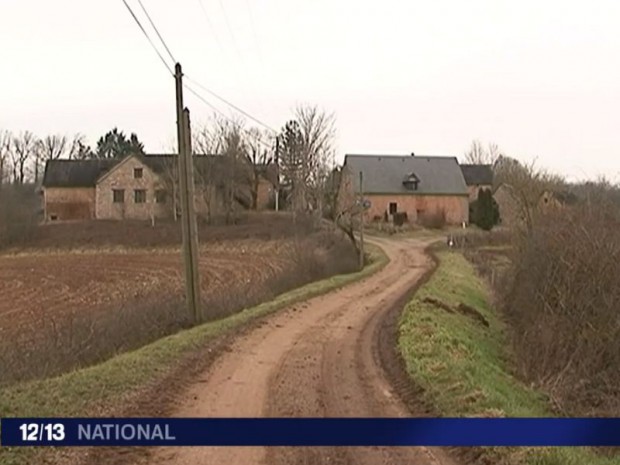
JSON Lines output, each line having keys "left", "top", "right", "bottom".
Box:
{"left": 183, "top": 108, "right": 201, "bottom": 318}
{"left": 359, "top": 170, "right": 365, "bottom": 270}
{"left": 274, "top": 136, "right": 280, "bottom": 212}
{"left": 175, "top": 63, "right": 201, "bottom": 323}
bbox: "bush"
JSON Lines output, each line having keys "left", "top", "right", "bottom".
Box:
{"left": 502, "top": 203, "right": 620, "bottom": 415}
{"left": 0, "top": 184, "right": 39, "bottom": 248}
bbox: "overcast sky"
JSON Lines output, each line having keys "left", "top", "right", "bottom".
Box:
{"left": 1, "top": 0, "right": 619, "bottom": 181}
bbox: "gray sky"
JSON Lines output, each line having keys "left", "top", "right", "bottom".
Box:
{"left": 1, "top": 0, "right": 619, "bottom": 181}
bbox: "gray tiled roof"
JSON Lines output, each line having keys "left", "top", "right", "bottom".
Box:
{"left": 43, "top": 154, "right": 278, "bottom": 188}
{"left": 343, "top": 154, "right": 468, "bottom": 195}
{"left": 42, "top": 159, "right": 118, "bottom": 187}
{"left": 460, "top": 164, "right": 494, "bottom": 186}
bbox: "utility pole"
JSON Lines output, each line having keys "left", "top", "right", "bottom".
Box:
{"left": 183, "top": 108, "right": 201, "bottom": 319}
{"left": 359, "top": 170, "right": 365, "bottom": 270}
{"left": 175, "top": 63, "right": 201, "bottom": 323}
{"left": 274, "top": 136, "right": 280, "bottom": 212}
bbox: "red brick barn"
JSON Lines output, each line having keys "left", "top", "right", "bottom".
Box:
{"left": 338, "top": 154, "right": 469, "bottom": 225}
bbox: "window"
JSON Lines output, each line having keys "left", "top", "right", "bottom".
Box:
{"left": 113, "top": 189, "right": 125, "bottom": 203}
{"left": 134, "top": 189, "right": 146, "bottom": 204}
{"left": 389, "top": 202, "right": 397, "bottom": 214}
{"left": 155, "top": 189, "right": 167, "bottom": 204}
{"left": 134, "top": 168, "right": 143, "bottom": 179}
{"left": 50, "top": 215, "right": 58, "bottom": 221}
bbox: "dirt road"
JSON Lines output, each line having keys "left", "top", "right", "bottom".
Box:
{"left": 146, "top": 236, "right": 457, "bottom": 465}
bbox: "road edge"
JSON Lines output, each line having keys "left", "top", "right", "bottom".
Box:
{"left": 0, "top": 245, "right": 389, "bottom": 465}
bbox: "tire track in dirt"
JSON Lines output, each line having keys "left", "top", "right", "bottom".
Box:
{"left": 143, "top": 237, "right": 460, "bottom": 465}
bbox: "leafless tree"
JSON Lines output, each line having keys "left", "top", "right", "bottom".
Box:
{"left": 494, "top": 155, "right": 564, "bottom": 234}
{"left": 0, "top": 130, "right": 11, "bottom": 189}
{"left": 33, "top": 134, "right": 72, "bottom": 182}
{"left": 40, "top": 134, "right": 69, "bottom": 161}
{"left": 244, "top": 127, "right": 274, "bottom": 210}
{"left": 298, "top": 105, "right": 336, "bottom": 219}
{"left": 11, "top": 131, "right": 37, "bottom": 184}
{"left": 68, "top": 134, "right": 93, "bottom": 159}
{"left": 279, "top": 105, "right": 336, "bottom": 218}
{"left": 159, "top": 155, "right": 181, "bottom": 221}
{"left": 334, "top": 167, "right": 362, "bottom": 254}
{"left": 213, "top": 117, "right": 249, "bottom": 224}
{"left": 193, "top": 124, "right": 219, "bottom": 222}
{"left": 464, "top": 139, "right": 501, "bottom": 165}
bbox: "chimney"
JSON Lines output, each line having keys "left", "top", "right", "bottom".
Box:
{"left": 411, "top": 152, "right": 415, "bottom": 156}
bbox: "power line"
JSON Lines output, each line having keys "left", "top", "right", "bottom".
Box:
{"left": 137, "top": 0, "right": 176, "bottom": 64}
{"left": 121, "top": 0, "right": 276, "bottom": 146}
{"left": 244, "top": 0, "right": 264, "bottom": 63}
{"left": 185, "top": 76, "right": 277, "bottom": 134}
{"left": 121, "top": 0, "right": 174, "bottom": 75}
{"left": 184, "top": 83, "right": 275, "bottom": 149}
{"left": 195, "top": 0, "right": 270, "bottom": 127}
{"left": 217, "top": 0, "right": 243, "bottom": 60}
{"left": 197, "top": 0, "right": 227, "bottom": 57}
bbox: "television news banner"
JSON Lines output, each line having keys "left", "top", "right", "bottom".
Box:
{"left": 2, "top": 418, "right": 620, "bottom": 447}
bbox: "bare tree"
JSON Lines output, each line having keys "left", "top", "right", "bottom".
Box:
{"left": 494, "top": 155, "right": 564, "bottom": 234}
{"left": 297, "top": 105, "right": 336, "bottom": 219}
{"left": 33, "top": 134, "right": 72, "bottom": 183}
{"left": 193, "top": 124, "right": 219, "bottom": 223}
{"left": 0, "top": 130, "right": 11, "bottom": 189}
{"left": 244, "top": 127, "right": 274, "bottom": 210}
{"left": 214, "top": 117, "right": 249, "bottom": 224}
{"left": 11, "top": 131, "right": 37, "bottom": 184}
{"left": 69, "top": 134, "right": 93, "bottom": 159}
{"left": 334, "top": 165, "right": 362, "bottom": 254}
{"left": 279, "top": 104, "right": 336, "bottom": 217}
{"left": 464, "top": 139, "right": 501, "bottom": 165}
{"left": 159, "top": 155, "right": 181, "bottom": 221}
{"left": 40, "top": 134, "right": 69, "bottom": 160}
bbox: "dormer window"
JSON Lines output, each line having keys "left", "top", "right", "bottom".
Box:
{"left": 403, "top": 172, "right": 420, "bottom": 190}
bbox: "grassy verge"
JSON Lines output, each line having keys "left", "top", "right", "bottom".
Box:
{"left": 0, "top": 245, "right": 387, "bottom": 465}
{"left": 398, "top": 249, "right": 619, "bottom": 465}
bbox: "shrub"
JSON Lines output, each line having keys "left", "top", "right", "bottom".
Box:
{"left": 502, "top": 203, "right": 620, "bottom": 415}
{"left": 0, "top": 184, "right": 39, "bottom": 249}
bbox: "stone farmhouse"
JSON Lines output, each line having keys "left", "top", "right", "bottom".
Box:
{"left": 459, "top": 164, "right": 494, "bottom": 201}
{"left": 339, "top": 154, "right": 470, "bottom": 225}
{"left": 41, "top": 153, "right": 277, "bottom": 222}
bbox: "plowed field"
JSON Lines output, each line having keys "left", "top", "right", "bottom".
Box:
{"left": 0, "top": 235, "right": 352, "bottom": 384}
{"left": 0, "top": 241, "right": 290, "bottom": 331}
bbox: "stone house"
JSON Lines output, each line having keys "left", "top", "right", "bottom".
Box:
{"left": 538, "top": 189, "right": 579, "bottom": 212}
{"left": 338, "top": 154, "right": 469, "bottom": 225}
{"left": 460, "top": 164, "right": 494, "bottom": 201}
{"left": 493, "top": 184, "right": 579, "bottom": 229}
{"left": 42, "top": 154, "right": 277, "bottom": 222}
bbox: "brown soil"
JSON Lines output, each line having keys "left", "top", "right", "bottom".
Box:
{"left": 22, "top": 212, "right": 313, "bottom": 250}
{"left": 89, "top": 236, "right": 460, "bottom": 465}
{"left": 0, "top": 241, "right": 291, "bottom": 339}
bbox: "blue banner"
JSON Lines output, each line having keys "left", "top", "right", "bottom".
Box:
{"left": 2, "top": 418, "right": 620, "bottom": 447}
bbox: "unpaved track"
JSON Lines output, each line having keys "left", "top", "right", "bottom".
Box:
{"left": 147, "top": 237, "right": 457, "bottom": 465}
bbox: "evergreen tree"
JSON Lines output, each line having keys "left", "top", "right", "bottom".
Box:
{"left": 471, "top": 188, "right": 500, "bottom": 231}
{"left": 95, "top": 128, "right": 145, "bottom": 159}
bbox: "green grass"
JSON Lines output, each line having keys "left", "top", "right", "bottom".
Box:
{"left": 0, "top": 245, "right": 388, "bottom": 465}
{"left": 398, "top": 250, "right": 620, "bottom": 465}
